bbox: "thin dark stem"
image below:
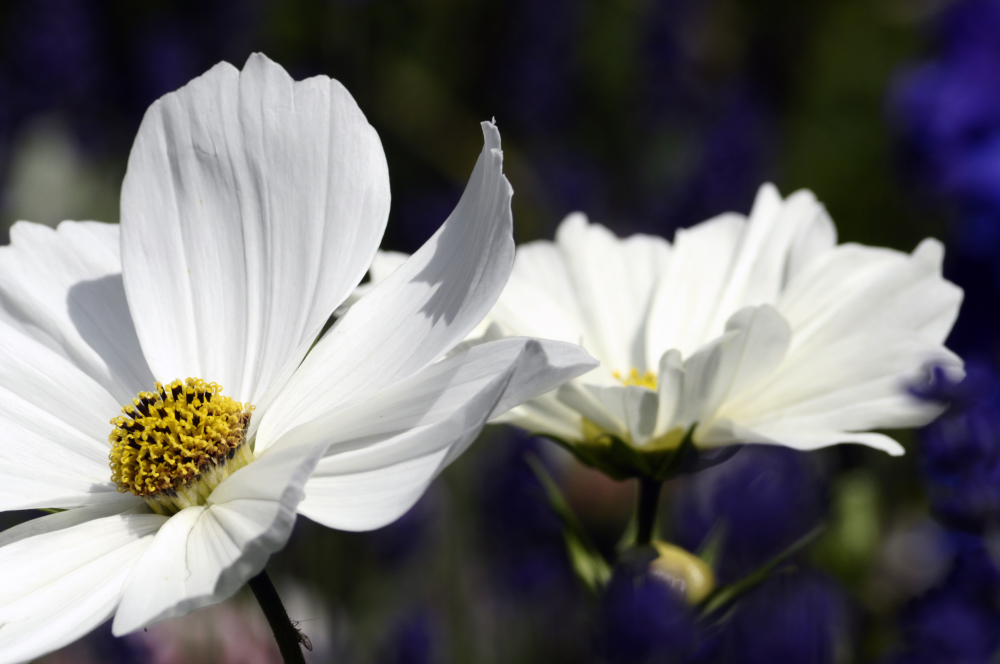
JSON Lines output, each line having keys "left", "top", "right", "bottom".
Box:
{"left": 634, "top": 477, "right": 663, "bottom": 547}
{"left": 248, "top": 569, "right": 307, "bottom": 664}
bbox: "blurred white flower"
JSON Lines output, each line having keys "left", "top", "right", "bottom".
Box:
{"left": 1, "top": 116, "right": 119, "bottom": 230}
{"left": 0, "top": 53, "right": 594, "bottom": 663}
{"left": 355, "top": 184, "right": 963, "bottom": 468}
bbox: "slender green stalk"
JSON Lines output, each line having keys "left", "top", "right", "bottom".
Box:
{"left": 248, "top": 569, "right": 307, "bottom": 664}
{"left": 634, "top": 477, "right": 663, "bottom": 546}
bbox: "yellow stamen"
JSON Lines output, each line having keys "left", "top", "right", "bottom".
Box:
{"left": 109, "top": 378, "right": 254, "bottom": 515}
{"left": 613, "top": 368, "right": 658, "bottom": 390}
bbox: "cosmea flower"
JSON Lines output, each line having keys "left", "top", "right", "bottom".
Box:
{"left": 0, "top": 54, "right": 595, "bottom": 663}
{"left": 356, "top": 185, "right": 962, "bottom": 477}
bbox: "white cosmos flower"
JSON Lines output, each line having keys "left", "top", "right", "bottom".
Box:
{"left": 355, "top": 184, "right": 963, "bottom": 463}
{"left": 0, "top": 54, "right": 595, "bottom": 663}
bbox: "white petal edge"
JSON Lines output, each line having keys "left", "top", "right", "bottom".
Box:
{"left": 554, "top": 215, "right": 670, "bottom": 372}
{"left": 256, "top": 120, "right": 514, "bottom": 451}
{"left": 289, "top": 338, "right": 594, "bottom": 530}
{"left": 0, "top": 221, "right": 154, "bottom": 403}
{"left": 0, "top": 321, "right": 131, "bottom": 510}
{"left": 112, "top": 441, "right": 328, "bottom": 634}
{"left": 121, "top": 53, "right": 390, "bottom": 408}
{"left": 0, "top": 512, "right": 163, "bottom": 664}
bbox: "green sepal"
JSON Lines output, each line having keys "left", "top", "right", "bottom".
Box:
{"left": 541, "top": 425, "right": 701, "bottom": 483}
{"left": 698, "top": 524, "right": 826, "bottom": 619}
{"left": 525, "top": 454, "right": 612, "bottom": 594}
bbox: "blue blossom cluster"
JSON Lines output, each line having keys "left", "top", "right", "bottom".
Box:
{"left": 672, "top": 446, "right": 827, "bottom": 584}
{"left": 487, "top": 0, "right": 774, "bottom": 239}
{"left": 889, "top": 1, "right": 1000, "bottom": 660}
{"left": 885, "top": 536, "right": 1000, "bottom": 663}
{"left": 890, "top": 0, "right": 1000, "bottom": 355}
{"left": 596, "top": 446, "right": 851, "bottom": 663}
{"left": 0, "top": 0, "right": 258, "bottom": 216}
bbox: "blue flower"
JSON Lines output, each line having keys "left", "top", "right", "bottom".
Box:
{"left": 671, "top": 446, "right": 827, "bottom": 584}
{"left": 477, "top": 431, "right": 575, "bottom": 596}
{"left": 890, "top": 0, "right": 1000, "bottom": 212}
{"left": 712, "top": 569, "right": 853, "bottom": 664}
{"left": 886, "top": 536, "right": 1000, "bottom": 663}
{"left": 598, "top": 567, "right": 699, "bottom": 664}
{"left": 914, "top": 360, "right": 1000, "bottom": 532}
{"left": 492, "top": 0, "right": 582, "bottom": 135}
{"left": 380, "top": 610, "right": 441, "bottom": 664}
{"left": 366, "top": 489, "right": 439, "bottom": 567}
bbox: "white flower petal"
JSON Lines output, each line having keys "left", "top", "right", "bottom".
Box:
{"left": 0, "top": 500, "right": 149, "bottom": 548}
{"left": 725, "top": 332, "right": 959, "bottom": 436}
{"left": 779, "top": 239, "right": 963, "bottom": 352}
{"left": 719, "top": 427, "right": 906, "bottom": 456}
{"left": 295, "top": 353, "right": 516, "bottom": 531}
{"left": 0, "top": 323, "right": 136, "bottom": 510}
{"left": 299, "top": 446, "right": 452, "bottom": 532}
{"left": 0, "top": 221, "right": 153, "bottom": 403}
{"left": 654, "top": 349, "right": 683, "bottom": 436}
{"left": 270, "top": 338, "right": 595, "bottom": 452}
{"left": 557, "top": 380, "right": 627, "bottom": 439}
{"left": 588, "top": 385, "right": 658, "bottom": 446}
{"left": 554, "top": 214, "right": 670, "bottom": 372}
{"left": 0, "top": 512, "right": 163, "bottom": 664}
{"left": 488, "top": 239, "right": 586, "bottom": 345}
{"left": 334, "top": 250, "right": 410, "bottom": 316}
{"left": 645, "top": 213, "right": 745, "bottom": 361}
{"left": 121, "top": 53, "right": 390, "bottom": 406}
{"left": 707, "top": 185, "right": 835, "bottom": 325}
{"left": 257, "top": 120, "right": 513, "bottom": 448}
{"left": 112, "top": 441, "right": 327, "bottom": 634}
{"left": 466, "top": 183, "right": 959, "bottom": 455}
{"left": 675, "top": 305, "right": 791, "bottom": 437}
{"left": 283, "top": 338, "right": 592, "bottom": 530}
{"left": 492, "top": 392, "right": 585, "bottom": 442}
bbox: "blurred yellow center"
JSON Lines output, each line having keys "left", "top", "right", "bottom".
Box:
{"left": 650, "top": 541, "right": 716, "bottom": 604}
{"left": 109, "top": 378, "right": 254, "bottom": 515}
{"left": 613, "top": 368, "right": 658, "bottom": 390}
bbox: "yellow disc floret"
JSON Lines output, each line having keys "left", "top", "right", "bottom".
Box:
{"left": 613, "top": 368, "right": 658, "bottom": 390}
{"left": 109, "top": 378, "right": 254, "bottom": 513}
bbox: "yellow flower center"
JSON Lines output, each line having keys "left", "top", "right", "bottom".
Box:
{"left": 613, "top": 368, "right": 658, "bottom": 390}
{"left": 109, "top": 378, "right": 254, "bottom": 515}
{"left": 581, "top": 367, "right": 687, "bottom": 451}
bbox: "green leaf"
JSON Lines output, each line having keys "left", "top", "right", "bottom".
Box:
{"left": 525, "top": 454, "right": 612, "bottom": 594}
{"left": 699, "top": 524, "right": 826, "bottom": 618}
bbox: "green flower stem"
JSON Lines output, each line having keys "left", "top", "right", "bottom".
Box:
{"left": 634, "top": 477, "right": 663, "bottom": 547}
{"left": 248, "top": 569, "right": 307, "bottom": 664}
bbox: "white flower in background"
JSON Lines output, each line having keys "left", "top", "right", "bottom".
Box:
{"left": 356, "top": 184, "right": 963, "bottom": 464}
{"left": 0, "top": 54, "right": 594, "bottom": 663}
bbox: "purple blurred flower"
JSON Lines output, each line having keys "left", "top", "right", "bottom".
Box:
{"left": 477, "top": 431, "right": 575, "bottom": 596}
{"left": 130, "top": 18, "right": 202, "bottom": 114}
{"left": 712, "top": 570, "right": 853, "bottom": 664}
{"left": 380, "top": 610, "right": 441, "bottom": 664}
{"left": 891, "top": 0, "right": 1000, "bottom": 214}
{"left": 6, "top": 0, "right": 104, "bottom": 113}
{"left": 493, "top": 0, "right": 581, "bottom": 135}
{"left": 672, "top": 446, "right": 827, "bottom": 584}
{"left": 366, "top": 489, "right": 439, "bottom": 567}
{"left": 598, "top": 568, "right": 699, "bottom": 664}
{"left": 664, "top": 86, "right": 776, "bottom": 231}
{"left": 389, "top": 186, "right": 462, "bottom": 254}
{"left": 533, "top": 148, "right": 610, "bottom": 226}
{"left": 914, "top": 360, "right": 1000, "bottom": 532}
{"left": 885, "top": 536, "right": 1000, "bottom": 663}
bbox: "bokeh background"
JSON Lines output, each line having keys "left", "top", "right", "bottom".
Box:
{"left": 2, "top": 0, "right": 1000, "bottom": 662}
